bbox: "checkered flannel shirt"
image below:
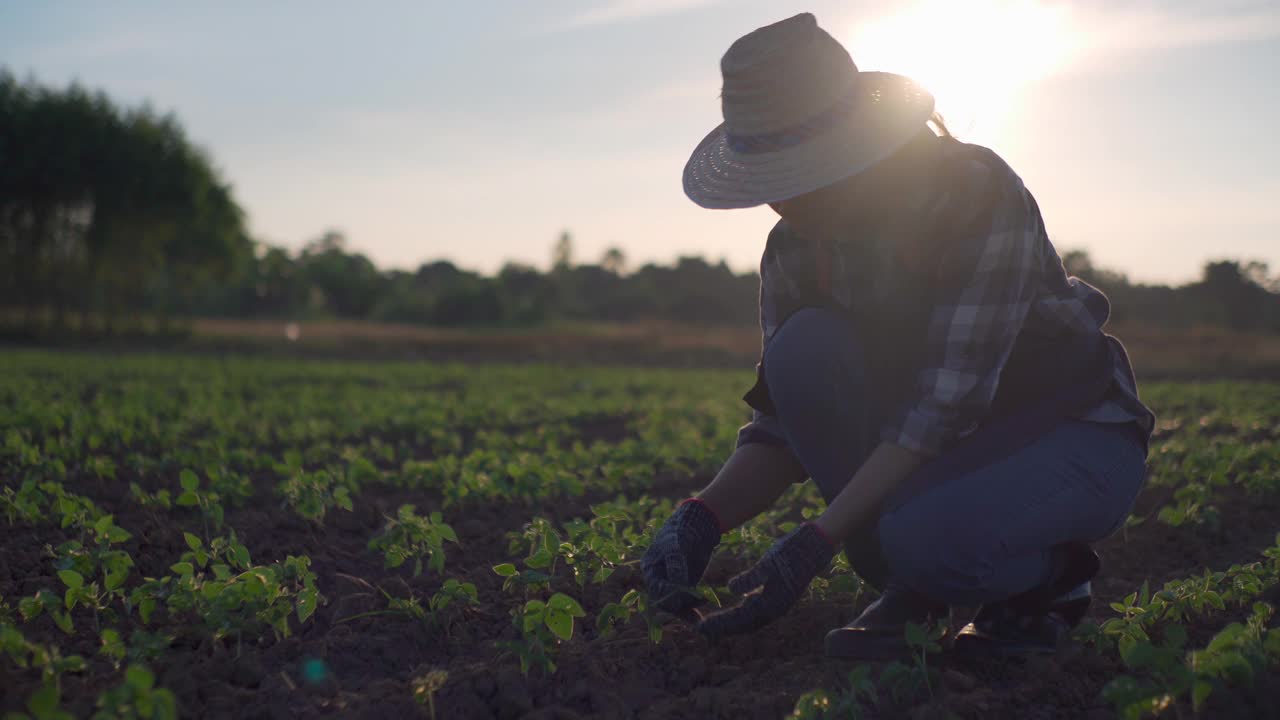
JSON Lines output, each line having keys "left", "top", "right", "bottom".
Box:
{"left": 738, "top": 140, "right": 1155, "bottom": 458}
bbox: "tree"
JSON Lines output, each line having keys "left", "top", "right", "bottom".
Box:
{"left": 551, "top": 230, "right": 573, "bottom": 272}
{"left": 601, "top": 246, "right": 627, "bottom": 275}
{"left": 0, "top": 71, "right": 251, "bottom": 333}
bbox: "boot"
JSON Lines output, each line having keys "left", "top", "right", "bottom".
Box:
{"left": 824, "top": 581, "right": 948, "bottom": 660}
{"left": 954, "top": 543, "right": 1099, "bottom": 656}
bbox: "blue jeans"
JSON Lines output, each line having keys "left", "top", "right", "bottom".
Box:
{"left": 763, "top": 308, "right": 1147, "bottom": 606}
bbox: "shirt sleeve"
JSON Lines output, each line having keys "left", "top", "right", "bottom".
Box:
{"left": 735, "top": 236, "right": 791, "bottom": 450}
{"left": 881, "top": 179, "right": 1043, "bottom": 456}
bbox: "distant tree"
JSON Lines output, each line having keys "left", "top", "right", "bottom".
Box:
{"left": 601, "top": 246, "right": 627, "bottom": 275}
{"left": 1197, "top": 259, "right": 1273, "bottom": 331}
{"left": 1060, "top": 249, "right": 1129, "bottom": 292}
{"left": 552, "top": 230, "right": 573, "bottom": 272}
{"left": 0, "top": 71, "right": 250, "bottom": 333}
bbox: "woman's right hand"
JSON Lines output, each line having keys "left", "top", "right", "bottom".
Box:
{"left": 641, "top": 498, "right": 724, "bottom": 617}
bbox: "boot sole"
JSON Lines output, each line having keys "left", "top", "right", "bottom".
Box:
{"left": 824, "top": 629, "right": 918, "bottom": 661}
{"left": 952, "top": 632, "right": 1062, "bottom": 658}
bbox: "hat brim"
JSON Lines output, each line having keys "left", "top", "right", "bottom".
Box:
{"left": 683, "top": 72, "right": 935, "bottom": 209}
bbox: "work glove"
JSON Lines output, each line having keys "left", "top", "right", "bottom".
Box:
{"left": 641, "top": 498, "right": 724, "bottom": 617}
{"left": 697, "top": 522, "right": 836, "bottom": 638}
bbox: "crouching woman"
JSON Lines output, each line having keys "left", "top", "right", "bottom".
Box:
{"left": 641, "top": 13, "right": 1154, "bottom": 659}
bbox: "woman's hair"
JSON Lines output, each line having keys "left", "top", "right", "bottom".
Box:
{"left": 928, "top": 111, "right": 954, "bottom": 140}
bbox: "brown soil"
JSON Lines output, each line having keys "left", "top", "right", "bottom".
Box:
{"left": 3, "top": 424, "right": 1278, "bottom": 719}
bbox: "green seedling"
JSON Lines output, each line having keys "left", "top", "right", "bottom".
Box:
{"left": 369, "top": 505, "right": 457, "bottom": 576}
{"left": 337, "top": 579, "right": 479, "bottom": 637}
{"left": 175, "top": 469, "right": 224, "bottom": 542}
{"left": 411, "top": 669, "right": 449, "bottom": 720}
{"left": 92, "top": 665, "right": 178, "bottom": 720}
{"left": 879, "top": 620, "right": 946, "bottom": 705}
{"left": 496, "top": 593, "right": 585, "bottom": 676}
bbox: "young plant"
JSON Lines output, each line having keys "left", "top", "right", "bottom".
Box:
{"left": 5, "top": 682, "right": 75, "bottom": 720}
{"left": 17, "top": 590, "right": 74, "bottom": 635}
{"left": 879, "top": 620, "right": 946, "bottom": 705}
{"left": 128, "top": 482, "right": 171, "bottom": 512}
{"left": 49, "top": 514, "right": 135, "bottom": 631}
{"left": 275, "top": 451, "right": 354, "bottom": 524}
{"left": 0, "top": 621, "right": 87, "bottom": 688}
{"left": 496, "top": 593, "right": 586, "bottom": 675}
{"left": 336, "top": 579, "right": 479, "bottom": 637}
{"left": 596, "top": 587, "right": 678, "bottom": 644}
{"left": 1103, "top": 602, "right": 1280, "bottom": 719}
{"left": 789, "top": 666, "right": 878, "bottom": 720}
{"left": 92, "top": 665, "right": 178, "bottom": 720}
{"left": 411, "top": 669, "right": 449, "bottom": 720}
{"left": 369, "top": 505, "right": 457, "bottom": 576}
{"left": 175, "top": 469, "right": 224, "bottom": 541}
{"left": 164, "top": 545, "right": 322, "bottom": 650}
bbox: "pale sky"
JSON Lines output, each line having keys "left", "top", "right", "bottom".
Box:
{"left": 3, "top": 1, "right": 1278, "bottom": 284}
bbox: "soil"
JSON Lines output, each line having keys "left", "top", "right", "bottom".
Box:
{"left": 2, "top": 420, "right": 1278, "bottom": 720}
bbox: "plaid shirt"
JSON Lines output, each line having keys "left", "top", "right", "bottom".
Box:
{"left": 738, "top": 139, "right": 1155, "bottom": 457}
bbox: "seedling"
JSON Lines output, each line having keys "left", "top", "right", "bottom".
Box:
{"left": 411, "top": 669, "right": 449, "bottom": 720}
{"left": 496, "top": 593, "right": 585, "bottom": 675}
{"left": 368, "top": 505, "right": 458, "bottom": 576}
{"left": 92, "top": 665, "right": 178, "bottom": 720}
{"left": 175, "top": 469, "right": 224, "bottom": 542}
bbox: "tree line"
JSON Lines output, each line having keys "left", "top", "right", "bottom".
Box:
{"left": 3, "top": 71, "right": 1278, "bottom": 336}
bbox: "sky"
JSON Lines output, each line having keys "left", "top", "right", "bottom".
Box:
{"left": 2, "top": 0, "right": 1278, "bottom": 285}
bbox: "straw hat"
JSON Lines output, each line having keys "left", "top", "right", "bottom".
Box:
{"left": 683, "top": 13, "right": 935, "bottom": 209}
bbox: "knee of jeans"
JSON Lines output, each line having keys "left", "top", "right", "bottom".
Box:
{"left": 763, "top": 308, "right": 863, "bottom": 407}
{"left": 878, "top": 507, "right": 992, "bottom": 603}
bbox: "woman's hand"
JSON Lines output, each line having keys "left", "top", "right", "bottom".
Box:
{"left": 697, "top": 522, "right": 836, "bottom": 638}
{"left": 641, "top": 499, "right": 723, "bottom": 617}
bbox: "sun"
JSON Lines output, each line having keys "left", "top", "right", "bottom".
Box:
{"left": 847, "top": 0, "right": 1078, "bottom": 143}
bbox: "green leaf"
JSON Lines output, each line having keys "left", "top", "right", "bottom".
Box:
{"left": 183, "top": 532, "right": 203, "bottom": 551}
{"left": 1192, "top": 680, "right": 1213, "bottom": 711}
{"left": 335, "top": 492, "right": 353, "bottom": 512}
{"left": 27, "top": 682, "right": 58, "bottom": 717}
{"left": 51, "top": 610, "right": 73, "bottom": 634}
{"left": 139, "top": 598, "right": 156, "bottom": 624}
{"left": 57, "top": 570, "right": 83, "bottom": 590}
{"left": 19, "top": 595, "right": 44, "bottom": 620}
{"left": 170, "top": 562, "right": 194, "bottom": 577}
{"left": 492, "top": 563, "right": 517, "bottom": 577}
{"left": 904, "top": 621, "right": 927, "bottom": 648}
{"left": 104, "top": 567, "right": 128, "bottom": 592}
{"left": 297, "top": 589, "right": 318, "bottom": 623}
{"left": 125, "top": 664, "right": 155, "bottom": 691}
{"left": 545, "top": 609, "right": 574, "bottom": 641}
{"left": 521, "top": 600, "right": 545, "bottom": 633}
{"left": 179, "top": 470, "right": 199, "bottom": 493}
{"left": 548, "top": 593, "right": 585, "bottom": 617}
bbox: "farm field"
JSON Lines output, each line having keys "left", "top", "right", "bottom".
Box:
{"left": 2, "top": 350, "right": 1279, "bottom": 719}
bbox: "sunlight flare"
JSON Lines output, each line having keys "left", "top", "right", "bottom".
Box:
{"left": 847, "top": 0, "right": 1079, "bottom": 142}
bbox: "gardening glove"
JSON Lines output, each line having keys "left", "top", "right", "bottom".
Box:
{"left": 697, "top": 522, "right": 836, "bottom": 638}
{"left": 641, "top": 498, "right": 724, "bottom": 618}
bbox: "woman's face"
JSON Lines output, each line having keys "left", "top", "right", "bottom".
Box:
{"left": 768, "top": 130, "right": 940, "bottom": 239}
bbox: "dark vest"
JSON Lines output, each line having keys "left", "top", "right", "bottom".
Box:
{"left": 745, "top": 143, "right": 1117, "bottom": 503}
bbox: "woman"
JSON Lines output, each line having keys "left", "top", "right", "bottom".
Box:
{"left": 641, "top": 13, "right": 1155, "bottom": 660}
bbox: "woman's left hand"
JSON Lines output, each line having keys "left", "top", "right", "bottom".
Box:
{"left": 698, "top": 523, "right": 836, "bottom": 638}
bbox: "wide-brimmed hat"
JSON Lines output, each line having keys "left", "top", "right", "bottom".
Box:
{"left": 683, "top": 13, "right": 934, "bottom": 209}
